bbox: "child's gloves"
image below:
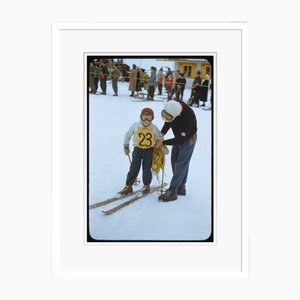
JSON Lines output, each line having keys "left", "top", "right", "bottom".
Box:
{"left": 123, "top": 145, "right": 130, "bottom": 155}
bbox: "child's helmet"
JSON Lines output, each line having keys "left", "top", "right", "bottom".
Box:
{"left": 140, "top": 108, "right": 154, "bottom": 120}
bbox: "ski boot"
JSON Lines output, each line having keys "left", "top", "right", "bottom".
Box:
{"left": 177, "top": 185, "right": 186, "bottom": 195}
{"left": 141, "top": 185, "right": 150, "bottom": 194}
{"left": 158, "top": 188, "right": 177, "bottom": 202}
{"left": 119, "top": 185, "right": 133, "bottom": 195}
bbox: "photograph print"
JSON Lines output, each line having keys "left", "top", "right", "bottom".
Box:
{"left": 87, "top": 56, "right": 214, "bottom": 242}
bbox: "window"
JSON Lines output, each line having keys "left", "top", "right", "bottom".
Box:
{"left": 184, "top": 65, "right": 192, "bottom": 77}
{"left": 206, "top": 66, "right": 211, "bottom": 75}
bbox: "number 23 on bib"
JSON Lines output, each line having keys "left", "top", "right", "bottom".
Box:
{"left": 137, "top": 127, "right": 154, "bottom": 149}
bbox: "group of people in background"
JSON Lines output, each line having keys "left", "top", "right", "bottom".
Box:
{"left": 89, "top": 61, "right": 211, "bottom": 107}
{"left": 128, "top": 64, "right": 157, "bottom": 100}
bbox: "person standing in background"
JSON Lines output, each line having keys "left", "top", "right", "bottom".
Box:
{"left": 175, "top": 73, "right": 186, "bottom": 101}
{"left": 112, "top": 63, "right": 121, "bottom": 96}
{"left": 157, "top": 67, "right": 164, "bottom": 95}
{"left": 93, "top": 63, "right": 100, "bottom": 94}
{"left": 165, "top": 73, "right": 174, "bottom": 101}
{"left": 199, "top": 71, "right": 211, "bottom": 107}
{"left": 136, "top": 67, "right": 141, "bottom": 94}
{"left": 100, "top": 61, "right": 109, "bottom": 95}
{"left": 147, "top": 66, "right": 156, "bottom": 100}
{"left": 190, "top": 70, "right": 202, "bottom": 107}
{"left": 140, "top": 68, "right": 149, "bottom": 95}
{"left": 89, "top": 62, "right": 96, "bottom": 94}
{"left": 129, "top": 64, "right": 137, "bottom": 97}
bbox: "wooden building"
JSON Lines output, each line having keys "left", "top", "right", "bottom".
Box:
{"left": 176, "top": 59, "right": 211, "bottom": 79}
{"left": 158, "top": 58, "right": 211, "bottom": 88}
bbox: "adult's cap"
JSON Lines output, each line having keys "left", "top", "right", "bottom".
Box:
{"left": 164, "top": 100, "right": 182, "bottom": 118}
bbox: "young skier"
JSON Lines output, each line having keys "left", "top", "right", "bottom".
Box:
{"left": 119, "top": 108, "right": 164, "bottom": 195}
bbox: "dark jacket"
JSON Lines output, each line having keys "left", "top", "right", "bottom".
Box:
{"left": 176, "top": 77, "right": 186, "bottom": 90}
{"left": 161, "top": 101, "right": 197, "bottom": 145}
{"left": 100, "top": 66, "right": 109, "bottom": 80}
{"left": 192, "top": 77, "right": 201, "bottom": 92}
{"left": 175, "top": 77, "right": 186, "bottom": 91}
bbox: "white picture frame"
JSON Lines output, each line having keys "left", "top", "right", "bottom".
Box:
{"left": 52, "top": 22, "right": 248, "bottom": 279}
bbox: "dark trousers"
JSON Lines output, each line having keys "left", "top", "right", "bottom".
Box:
{"left": 94, "top": 78, "right": 99, "bottom": 93}
{"left": 169, "top": 135, "right": 197, "bottom": 189}
{"left": 89, "top": 75, "right": 95, "bottom": 93}
{"left": 126, "top": 147, "right": 153, "bottom": 186}
{"left": 199, "top": 86, "right": 208, "bottom": 103}
{"left": 112, "top": 80, "right": 118, "bottom": 94}
{"left": 100, "top": 79, "right": 107, "bottom": 94}
{"left": 176, "top": 87, "right": 185, "bottom": 101}
{"left": 166, "top": 87, "right": 172, "bottom": 101}
{"left": 148, "top": 86, "right": 155, "bottom": 99}
{"left": 192, "top": 89, "right": 201, "bottom": 106}
{"left": 158, "top": 83, "right": 162, "bottom": 95}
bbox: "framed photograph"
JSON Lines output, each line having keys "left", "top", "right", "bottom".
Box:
{"left": 52, "top": 22, "right": 247, "bottom": 278}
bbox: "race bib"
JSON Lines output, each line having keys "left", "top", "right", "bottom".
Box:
{"left": 136, "top": 127, "right": 154, "bottom": 149}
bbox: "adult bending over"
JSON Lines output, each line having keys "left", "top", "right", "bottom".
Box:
{"left": 155, "top": 100, "right": 197, "bottom": 201}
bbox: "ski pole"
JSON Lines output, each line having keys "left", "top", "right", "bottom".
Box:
{"left": 160, "top": 150, "right": 166, "bottom": 194}
{"left": 127, "top": 154, "right": 140, "bottom": 185}
{"left": 160, "top": 166, "right": 165, "bottom": 194}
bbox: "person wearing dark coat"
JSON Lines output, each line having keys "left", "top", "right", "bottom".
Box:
{"left": 100, "top": 61, "right": 109, "bottom": 95}
{"left": 89, "top": 62, "right": 96, "bottom": 94}
{"left": 190, "top": 71, "right": 202, "bottom": 107}
{"left": 93, "top": 64, "right": 100, "bottom": 94}
{"left": 175, "top": 73, "right": 186, "bottom": 101}
{"left": 154, "top": 100, "right": 197, "bottom": 201}
{"left": 136, "top": 67, "right": 141, "bottom": 93}
{"left": 199, "top": 73, "right": 210, "bottom": 107}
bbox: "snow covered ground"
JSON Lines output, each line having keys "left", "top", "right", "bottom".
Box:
{"left": 88, "top": 81, "right": 212, "bottom": 241}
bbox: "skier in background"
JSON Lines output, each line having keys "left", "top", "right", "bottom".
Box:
{"left": 119, "top": 108, "right": 163, "bottom": 195}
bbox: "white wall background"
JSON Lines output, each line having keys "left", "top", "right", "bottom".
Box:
{"left": 0, "top": 1, "right": 299, "bottom": 299}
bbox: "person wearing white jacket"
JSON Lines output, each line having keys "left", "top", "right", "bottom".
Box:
{"left": 119, "top": 108, "right": 163, "bottom": 195}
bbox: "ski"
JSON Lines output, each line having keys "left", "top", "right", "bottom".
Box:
{"left": 89, "top": 190, "right": 140, "bottom": 209}
{"left": 102, "top": 184, "right": 167, "bottom": 215}
{"left": 131, "top": 99, "right": 165, "bottom": 102}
